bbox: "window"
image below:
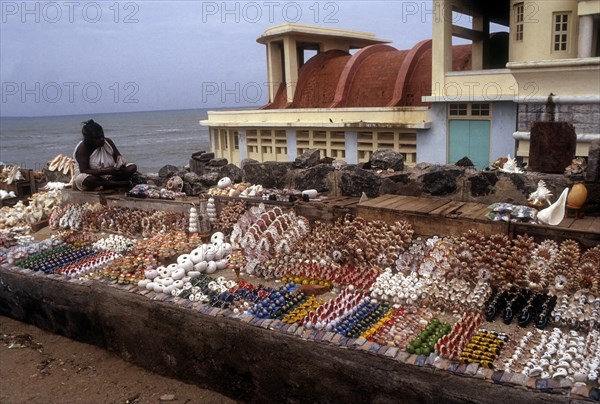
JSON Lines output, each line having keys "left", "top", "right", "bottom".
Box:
{"left": 233, "top": 133, "right": 239, "bottom": 150}
{"left": 449, "top": 103, "right": 491, "bottom": 118}
{"left": 471, "top": 103, "right": 490, "bottom": 116}
{"left": 553, "top": 13, "right": 569, "bottom": 52}
{"left": 514, "top": 3, "right": 524, "bottom": 41}
{"left": 449, "top": 103, "right": 468, "bottom": 116}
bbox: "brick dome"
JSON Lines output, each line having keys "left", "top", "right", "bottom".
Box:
{"left": 263, "top": 40, "right": 472, "bottom": 109}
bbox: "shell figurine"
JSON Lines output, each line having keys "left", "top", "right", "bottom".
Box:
{"left": 528, "top": 180, "right": 553, "bottom": 207}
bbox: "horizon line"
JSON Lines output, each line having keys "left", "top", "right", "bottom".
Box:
{"left": 0, "top": 104, "right": 260, "bottom": 119}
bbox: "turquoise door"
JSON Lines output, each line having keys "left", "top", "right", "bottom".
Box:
{"left": 448, "top": 120, "right": 491, "bottom": 169}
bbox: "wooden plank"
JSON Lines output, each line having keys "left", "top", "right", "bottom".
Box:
{"left": 569, "top": 218, "right": 596, "bottom": 232}
{"left": 429, "top": 200, "right": 465, "bottom": 216}
{"left": 336, "top": 198, "right": 360, "bottom": 208}
{"left": 556, "top": 217, "right": 575, "bottom": 229}
{"left": 370, "top": 195, "right": 410, "bottom": 209}
{"left": 378, "top": 195, "right": 422, "bottom": 210}
{"left": 590, "top": 218, "right": 600, "bottom": 234}
{"left": 393, "top": 198, "right": 430, "bottom": 213}
{"left": 357, "top": 194, "right": 396, "bottom": 208}
{"left": 413, "top": 198, "right": 452, "bottom": 214}
{"left": 453, "top": 202, "right": 484, "bottom": 219}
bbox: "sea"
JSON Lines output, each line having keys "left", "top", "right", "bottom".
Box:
{"left": 0, "top": 109, "right": 212, "bottom": 174}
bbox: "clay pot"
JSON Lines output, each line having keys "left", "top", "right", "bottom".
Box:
{"left": 567, "top": 183, "right": 588, "bottom": 209}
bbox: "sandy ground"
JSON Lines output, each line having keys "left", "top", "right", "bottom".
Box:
{"left": 0, "top": 316, "right": 237, "bottom": 404}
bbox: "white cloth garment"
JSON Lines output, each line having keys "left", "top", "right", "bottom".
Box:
{"left": 72, "top": 140, "right": 117, "bottom": 190}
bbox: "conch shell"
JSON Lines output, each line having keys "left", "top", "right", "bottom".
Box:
{"left": 537, "top": 187, "right": 568, "bottom": 225}
{"left": 499, "top": 154, "right": 523, "bottom": 174}
{"left": 528, "top": 180, "right": 553, "bottom": 206}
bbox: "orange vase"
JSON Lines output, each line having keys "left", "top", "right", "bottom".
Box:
{"left": 567, "top": 183, "right": 588, "bottom": 209}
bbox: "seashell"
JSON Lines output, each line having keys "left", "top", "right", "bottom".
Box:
{"left": 205, "top": 261, "right": 217, "bottom": 274}
{"left": 187, "top": 270, "right": 201, "bottom": 278}
{"left": 529, "top": 366, "right": 543, "bottom": 377}
{"left": 211, "top": 232, "right": 225, "bottom": 243}
{"left": 216, "top": 259, "right": 227, "bottom": 270}
{"left": 217, "top": 177, "right": 232, "bottom": 189}
{"left": 146, "top": 282, "right": 155, "bottom": 290}
{"left": 171, "top": 267, "right": 186, "bottom": 280}
{"left": 153, "top": 283, "right": 165, "bottom": 293}
{"left": 537, "top": 188, "right": 569, "bottom": 226}
{"left": 138, "top": 279, "right": 150, "bottom": 288}
{"left": 189, "top": 248, "right": 205, "bottom": 264}
{"left": 145, "top": 269, "right": 159, "bottom": 279}
{"left": 194, "top": 261, "right": 208, "bottom": 273}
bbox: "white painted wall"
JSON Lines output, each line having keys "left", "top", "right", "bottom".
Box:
{"left": 416, "top": 103, "right": 447, "bottom": 164}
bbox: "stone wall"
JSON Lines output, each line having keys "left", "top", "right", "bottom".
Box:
{"left": 518, "top": 103, "right": 600, "bottom": 135}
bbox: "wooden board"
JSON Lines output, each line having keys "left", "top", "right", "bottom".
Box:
{"left": 429, "top": 200, "right": 465, "bottom": 216}
{"left": 358, "top": 194, "right": 397, "bottom": 208}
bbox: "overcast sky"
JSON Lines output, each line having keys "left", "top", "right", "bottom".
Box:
{"left": 0, "top": 1, "right": 443, "bottom": 117}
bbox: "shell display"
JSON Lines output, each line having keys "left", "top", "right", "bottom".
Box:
{"left": 528, "top": 180, "right": 553, "bottom": 207}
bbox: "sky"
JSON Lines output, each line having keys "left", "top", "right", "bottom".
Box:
{"left": 0, "top": 0, "right": 445, "bottom": 117}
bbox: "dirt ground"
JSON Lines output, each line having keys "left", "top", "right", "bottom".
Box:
{"left": 0, "top": 316, "right": 237, "bottom": 404}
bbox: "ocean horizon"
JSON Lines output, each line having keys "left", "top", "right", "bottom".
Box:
{"left": 0, "top": 108, "right": 221, "bottom": 174}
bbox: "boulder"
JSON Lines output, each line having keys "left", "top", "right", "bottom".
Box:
{"left": 241, "top": 158, "right": 259, "bottom": 169}
{"left": 320, "top": 157, "right": 334, "bottom": 165}
{"left": 294, "top": 149, "right": 321, "bottom": 168}
{"left": 183, "top": 171, "right": 202, "bottom": 184}
{"left": 182, "top": 181, "right": 205, "bottom": 196}
{"left": 455, "top": 156, "right": 474, "bottom": 167}
{"left": 290, "top": 164, "right": 335, "bottom": 192}
{"left": 332, "top": 160, "right": 348, "bottom": 170}
{"left": 208, "top": 158, "right": 228, "bottom": 167}
{"left": 468, "top": 172, "right": 499, "bottom": 197}
{"left": 419, "top": 166, "right": 462, "bottom": 196}
{"left": 218, "top": 164, "right": 243, "bottom": 183}
{"left": 243, "top": 161, "right": 293, "bottom": 189}
{"left": 369, "top": 150, "right": 404, "bottom": 171}
{"left": 158, "top": 165, "right": 179, "bottom": 179}
{"left": 199, "top": 172, "right": 220, "bottom": 187}
{"left": 586, "top": 139, "right": 600, "bottom": 183}
{"left": 378, "top": 172, "right": 420, "bottom": 196}
{"left": 339, "top": 166, "right": 381, "bottom": 197}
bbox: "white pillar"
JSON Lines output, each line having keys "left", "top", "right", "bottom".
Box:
{"left": 286, "top": 129, "right": 297, "bottom": 161}
{"left": 210, "top": 128, "right": 216, "bottom": 154}
{"left": 238, "top": 129, "right": 247, "bottom": 162}
{"left": 345, "top": 131, "right": 358, "bottom": 164}
{"left": 578, "top": 15, "right": 594, "bottom": 58}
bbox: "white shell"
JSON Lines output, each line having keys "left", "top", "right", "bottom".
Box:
{"left": 189, "top": 248, "right": 205, "bottom": 264}
{"left": 205, "top": 261, "right": 217, "bottom": 274}
{"left": 188, "top": 270, "right": 201, "bottom": 278}
{"left": 145, "top": 269, "right": 159, "bottom": 279}
{"left": 211, "top": 232, "right": 225, "bottom": 243}
{"left": 217, "top": 177, "right": 232, "bottom": 189}
{"left": 138, "top": 279, "right": 150, "bottom": 288}
{"left": 194, "top": 261, "right": 209, "bottom": 272}
{"left": 537, "top": 187, "right": 569, "bottom": 226}
{"left": 216, "top": 259, "right": 228, "bottom": 270}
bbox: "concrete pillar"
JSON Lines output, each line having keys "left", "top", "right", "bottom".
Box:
{"left": 267, "top": 42, "right": 283, "bottom": 103}
{"left": 578, "top": 14, "right": 594, "bottom": 58}
{"left": 345, "top": 131, "right": 358, "bottom": 164}
{"left": 471, "top": 14, "right": 485, "bottom": 70}
{"left": 210, "top": 128, "right": 216, "bottom": 154}
{"left": 238, "top": 129, "right": 247, "bottom": 162}
{"left": 431, "top": 0, "right": 452, "bottom": 93}
{"left": 283, "top": 37, "right": 299, "bottom": 103}
{"left": 286, "top": 129, "right": 297, "bottom": 161}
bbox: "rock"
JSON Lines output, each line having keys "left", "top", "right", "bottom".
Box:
{"left": 208, "top": 158, "right": 228, "bottom": 167}
{"left": 332, "top": 160, "right": 347, "bottom": 170}
{"left": 378, "top": 172, "right": 419, "bottom": 196}
{"left": 455, "top": 156, "right": 474, "bottom": 167}
{"left": 320, "top": 157, "right": 334, "bottom": 165}
{"left": 419, "top": 167, "right": 462, "bottom": 196}
{"left": 182, "top": 182, "right": 205, "bottom": 196}
{"left": 241, "top": 158, "right": 259, "bottom": 169}
{"left": 369, "top": 150, "right": 404, "bottom": 171}
{"left": 586, "top": 139, "right": 600, "bottom": 183}
{"left": 158, "top": 165, "right": 179, "bottom": 179}
{"left": 290, "top": 164, "right": 335, "bottom": 192}
{"left": 243, "top": 162, "right": 293, "bottom": 189}
{"left": 468, "top": 172, "right": 499, "bottom": 197}
{"left": 294, "top": 149, "right": 320, "bottom": 168}
{"left": 199, "top": 172, "right": 220, "bottom": 187}
{"left": 218, "top": 164, "right": 243, "bottom": 183}
{"left": 197, "top": 152, "right": 214, "bottom": 161}
{"left": 339, "top": 166, "right": 381, "bottom": 197}
{"left": 528, "top": 121, "right": 576, "bottom": 173}
{"left": 159, "top": 394, "right": 176, "bottom": 401}
{"left": 183, "top": 172, "right": 202, "bottom": 184}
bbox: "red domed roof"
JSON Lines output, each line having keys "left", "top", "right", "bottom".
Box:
{"left": 263, "top": 41, "right": 472, "bottom": 109}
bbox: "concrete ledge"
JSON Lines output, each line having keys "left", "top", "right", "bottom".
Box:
{"left": 0, "top": 268, "right": 575, "bottom": 404}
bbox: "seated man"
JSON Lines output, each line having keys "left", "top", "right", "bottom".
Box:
{"left": 73, "top": 119, "right": 137, "bottom": 191}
